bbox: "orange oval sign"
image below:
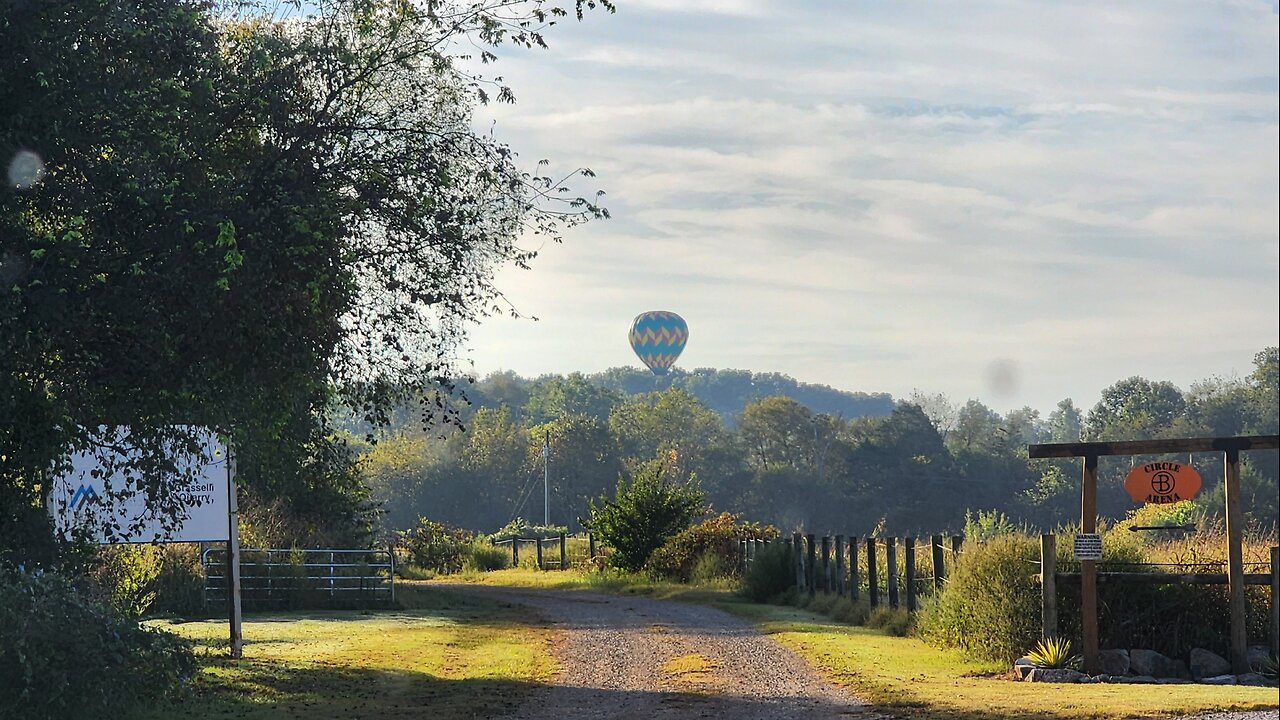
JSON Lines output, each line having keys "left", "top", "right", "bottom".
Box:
{"left": 1124, "top": 462, "right": 1202, "bottom": 504}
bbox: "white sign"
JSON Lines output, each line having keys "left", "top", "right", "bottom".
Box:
{"left": 1073, "top": 533, "right": 1103, "bottom": 561}
{"left": 48, "top": 427, "right": 230, "bottom": 543}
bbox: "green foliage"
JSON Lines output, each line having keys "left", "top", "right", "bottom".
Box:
{"left": 1026, "top": 636, "right": 1081, "bottom": 670}
{"left": 0, "top": 566, "right": 195, "bottom": 720}
{"left": 464, "top": 542, "right": 511, "bottom": 572}
{"left": 644, "top": 512, "right": 777, "bottom": 582}
{"left": 585, "top": 460, "right": 706, "bottom": 572}
{"left": 397, "top": 518, "right": 473, "bottom": 574}
{"left": 866, "top": 607, "right": 913, "bottom": 637}
{"left": 489, "top": 518, "right": 569, "bottom": 541}
{"left": 739, "top": 542, "right": 794, "bottom": 602}
{"left": 1256, "top": 655, "right": 1278, "bottom": 680}
{"left": 963, "top": 509, "right": 1019, "bottom": 542}
{"left": 915, "top": 534, "right": 1039, "bottom": 664}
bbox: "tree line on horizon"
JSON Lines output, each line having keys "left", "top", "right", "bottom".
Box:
{"left": 359, "top": 348, "right": 1278, "bottom": 539}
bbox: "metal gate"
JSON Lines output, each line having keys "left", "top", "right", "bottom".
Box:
{"left": 203, "top": 547, "right": 394, "bottom": 609}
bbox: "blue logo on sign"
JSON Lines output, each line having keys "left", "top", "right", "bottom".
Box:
{"left": 70, "top": 484, "right": 99, "bottom": 510}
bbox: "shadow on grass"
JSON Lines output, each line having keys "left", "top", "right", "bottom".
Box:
{"left": 139, "top": 659, "right": 1073, "bottom": 720}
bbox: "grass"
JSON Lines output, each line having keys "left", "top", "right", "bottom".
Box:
{"left": 717, "top": 600, "right": 1279, "bottom": 720}
{"left": 135, "top": 585, "right": 555, "bottom": 720}
{"left": 425, "top": 565, "right": 734, "bottom": 602}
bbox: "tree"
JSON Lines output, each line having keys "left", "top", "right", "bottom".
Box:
{"left": 1, "top": 0, "right": 613, "bottom": 559}
{"left": 585, "top": 459, "right": 706, "bottom": 572}
{"left": 1085, "top": 377, "right": 1186, "bottom": 440}
{"left": 1046, "top": 399, "right": 1083, "bottom": 443}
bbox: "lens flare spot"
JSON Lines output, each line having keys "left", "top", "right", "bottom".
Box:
{"left": 8, "top": 149, "right": 46, "bottom": 190}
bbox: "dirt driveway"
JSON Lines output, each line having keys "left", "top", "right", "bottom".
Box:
{"left": 441, "top": 585, "right": 882, "bottom": 720}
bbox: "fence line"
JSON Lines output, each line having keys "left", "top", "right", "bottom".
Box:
{"left": 203, "top": 547, "right": 394, "bottom": 609}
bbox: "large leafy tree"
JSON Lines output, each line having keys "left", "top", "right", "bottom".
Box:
{"left": 0, "top": 0, "right": 611, "bottom": 561}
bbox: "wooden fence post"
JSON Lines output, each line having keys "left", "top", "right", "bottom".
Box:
{"left": 560, "top": 533, "right": 567, "bottom": 571}
{"left": 588, "top": 533, "right": 596, "bottom": 562}
{"left": 1224, "top": 449, "right": 1248, "bottom": 673}
{"left": 512, "top": 538, "right": 519, "bottom": 566}
{"left": 931, "top": 534, "right": 944, "bottom": 590}
{"left": 887, "top": 537, "right": 899, "bottom": 609}
{"left": 821, "top": 536, "right": 832, "bottom": 593}
{"left": 1271, "top": 545, "right": 1279, "bottom": 660}
{"left": 535, "top": 538, "right": 544, "bottom": 571}
{"left": 951, "top": 535, "right": 963, "bottom": 557}
{"left": 835, "top": 535, "right": 845, "bottom": 596}
{"left": 905, "top": 536, "right": 916, "bottom": 612}
{"left": 793, "top": 533, "right": 804, "bottom": 590}
{"left": 849, "top": 535, "right": 860, "bottom": 602}
{"left": 1041, "top": 534, "right": 1057, "bottom": 639}
{"left": 867, "top": 537, "right": 879, "bottom": 608}
{"left": 806, "top": 534, "right": 817, "bottom": 597}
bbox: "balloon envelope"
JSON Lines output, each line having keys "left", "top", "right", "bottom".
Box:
{"left": 629, "top": 311, "right": 688, "bottom": 376}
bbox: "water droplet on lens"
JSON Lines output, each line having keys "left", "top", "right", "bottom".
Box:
{"left": 7, "top": 149, "right": 46, "bottom": 190}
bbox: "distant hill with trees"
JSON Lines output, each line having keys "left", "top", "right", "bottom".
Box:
{"left": 466, "top": 367, "right": 895, "bottom": 426}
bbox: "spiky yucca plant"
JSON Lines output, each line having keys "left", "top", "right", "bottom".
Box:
{"left": 1257, "top": 655, "right": 1278, "bottom": 680}
{"left": 1026, "top": 637, "right": 1082, "bottom": 670}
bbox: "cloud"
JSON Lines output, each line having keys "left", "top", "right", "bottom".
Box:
{"left": 463, "top": 0, "right": 1280, "bottom": 412}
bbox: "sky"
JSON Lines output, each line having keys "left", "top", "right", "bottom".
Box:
{"left": 461, "top": 0, "right": 1280, "bottom": 415}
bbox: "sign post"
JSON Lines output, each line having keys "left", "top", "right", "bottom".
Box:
{"left": 1029, "top": 435, "right": 1277, "bottom": 680}
{"left": 226, "top": 446, "right": 243, "bottom": 659}
{"left": 1080, "top": 455, "right": 1099, "bottom": 674}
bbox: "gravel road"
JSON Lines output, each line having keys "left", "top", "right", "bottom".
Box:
{"left": 442, "top": 585, "right": 882, "bottom": 720}
{"left": 440, "top": 584, "right": 1276, "bottom": 720}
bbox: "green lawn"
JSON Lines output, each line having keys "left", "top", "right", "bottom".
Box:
{"left": 137, "top": 586, "right": 555, "bottom": 720}
{"left": 719, "top": 601, "right": 1280, "bottom": 720}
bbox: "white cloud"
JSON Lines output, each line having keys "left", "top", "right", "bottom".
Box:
{"left": 462, "top": 0, "right": 1280, "bottom": 412}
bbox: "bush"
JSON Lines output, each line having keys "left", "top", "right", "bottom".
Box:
{"left": 866, "top": 606, "right": 913, "bottom": 637}
{"left": 740, "top": 541, "right": 793, "bottom": 602}
{"left": 152, "top": 545, "right": 206, "bottom": 616}
{"left": 586, "top": 460, "right": 706, "bottom": 572}
{"left": 0, "top": 566, "right": 195, "bottom": 720}
{"left": 645, "top": 512, "right": 778, "bottom": 582}
{"left": 915, "top": 534, "right": 1039, "bottom": 664}
{"left": 397, "top": 518, "right": 472, "bottom": 574}
{"left": 464, "top": 542, "right": 510, "bottom": 572}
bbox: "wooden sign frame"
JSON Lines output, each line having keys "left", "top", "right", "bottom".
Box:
{"left": 1028, "top": 435, "right": 1279, "bottom": 674}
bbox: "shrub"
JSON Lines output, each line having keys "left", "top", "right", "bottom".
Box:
{"left": 740, "top": 541, "right": 793, "bottom": 602}
{"left": 464, "top": 542, "right": 510, "bottom": 572}
{"left": 490, "top": 519, "right": 568, "bottom": 542}
{"left": 915, "top": 534, "right": 1039, "bottom": 664}
{"left": 0, "top": 566, "right": 195, "bottom": 720}
{"left": 152, "top": 545, "right": 206, "bottom": 616}
{"left": 397, "top": 517, "right": 472, "bottom": 574}
{"left": 866, "top": 606, "right": 913, "bottom": 637}
{"left": 644, "top": 512, "right": 778, "bottom": 582}
{"left": 1026, "top": 636, "right": 1081, "bottom": 669}
{"left": 586, "top": 460, "right": 706, "bottom": 572}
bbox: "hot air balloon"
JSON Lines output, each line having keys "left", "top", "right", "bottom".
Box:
{"left": 629, "top": 311, "right": 688, "bottom": 376}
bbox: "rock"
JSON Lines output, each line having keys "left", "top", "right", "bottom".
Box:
{"left": 1199, "top": 674, "right": 1236, "bottom": 685}
{"left": 1157, "top": 678, "right": 1192, "bottom": 684}
{"left": 1098, "top": 649, "right": 1130, "bottom": 676}
{"left": 1246, "top": 645, "right": 1271, "bottom": 671}
{"left": 1122, "top": 675, "right": 1158, "bottom": 684}
{"left": 1129, "top": 649, "right": 1189, "bottom": 679}
{"left": 1014, "top": 657, "right": 1033, "bottom": 666}
{"left": 1236, "top": 672, "right": 1272, "bottom": 687}
{"left": 1189, "top": 648, "right": 1231, "bottom": 680}
{"left": 1026, "top": 668, "right": 1085, "bottom": 683}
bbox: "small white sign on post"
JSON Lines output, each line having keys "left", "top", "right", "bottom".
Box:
{"left": 1073, "top": 533, "right": 1103, "bottom": 561}
{"left": 47, "top": 427, "right": 231, "bottom": 544}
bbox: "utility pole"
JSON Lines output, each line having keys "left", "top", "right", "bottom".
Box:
{"left": 542, "top": 431, "right": 550, "bottom": 527}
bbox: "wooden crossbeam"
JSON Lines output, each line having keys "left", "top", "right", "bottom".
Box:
{"left": 1028, "top": 435, "right": 1278, "bottom": 459}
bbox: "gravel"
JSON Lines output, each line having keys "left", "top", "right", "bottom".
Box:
{"left": 440, "top": 584, "right": 1278, "bottom": 720}
{"left": 442, "top": 585, "right": 883, "bottom": 720}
